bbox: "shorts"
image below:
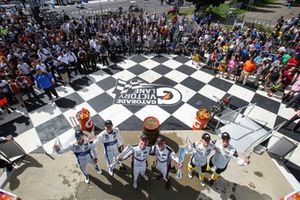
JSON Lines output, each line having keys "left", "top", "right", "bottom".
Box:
{"left": 61, "top": 72, "right": 69, "bottom": 83}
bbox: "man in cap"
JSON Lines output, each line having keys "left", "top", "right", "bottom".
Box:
{"left": 117, "top": 135, "right": 152, "bottom": 189}
{"left": 94, "top": 120, "right": 125, "bottom": 176}
{"left": 150, "top": 137, "right": 180, "bottom": 190}
{"left": 187, "top": 133, "right": 215, "bottom": 187}
{"left": 53, "top": 130, "right": 102, "bottom": 184}
{"left": 208, "top": 132, "right": 250, "bottom": 185}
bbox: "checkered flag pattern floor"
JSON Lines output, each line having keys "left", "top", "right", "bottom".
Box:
{"left": 115, "top": 79, "right": 145, "bottom": 94}
{"left": 0, "top": 54, "right": 298, "bottom": 154}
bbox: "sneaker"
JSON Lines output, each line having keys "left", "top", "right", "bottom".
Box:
{"left": 12, "top": 163, "right": 20, "bottom": 169}
{"left": 108, "top": 167, "right": 114, "bottom": 176}
{"left": 6, "top": 107, "right": 13, "bottom": 113}
{"left": 84, "top": 175, "right": 90, "bottom": 184}
{"left": 95, "top": 166, "right": 102, "bottom": 175}
{"left": 165, "top": 179, "right": 171, "bottom": 190}
{"left": 188, "top": 172, "right": 193, "bottom": 179}
{"left": 170, "top": 166, "right": 177, "bottom": 173}
{"left": 119, "top": 166, "right": 126, "bottom": 173}
{"left": 141, "top": 174, "right": 149, "bottom": 181}
{"left": 133, "top": 180, "right": 138, "bottom": 189}
{"left": 200, "top": 181, "right": 206, "bottom": 187}
{"left": 155, "top": 174, "right": 163, "bottom": 181}
{"left": 207, "top": 179, "right": 214, "bottom": 186}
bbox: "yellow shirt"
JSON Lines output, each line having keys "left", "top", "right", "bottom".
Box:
{"left": 193, "top": 53, "right": 200, "bottom": 62}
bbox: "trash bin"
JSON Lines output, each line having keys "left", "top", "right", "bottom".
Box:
{"left": 142, "top": 116, "right": 160, "bottom": 145}
{"left": 192, "top": 108, "right": 211, "bottom": 130}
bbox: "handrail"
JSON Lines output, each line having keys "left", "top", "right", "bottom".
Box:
{"left": 215, "top": 103, "right": 257, "bottom": 131}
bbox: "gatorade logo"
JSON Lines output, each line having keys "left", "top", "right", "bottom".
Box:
{"left": 113, "top": 79, "right": 182, "bottom": 106}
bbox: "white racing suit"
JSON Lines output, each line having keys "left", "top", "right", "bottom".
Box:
{"left": 57, "top": 141, "right": 99, "bottom": 176}
{"left": 209, "top": 140, "right": 246, "bottom": 181}
{"left": 151, "top": 145, "right": 178, "bottom": 180}
{"left": 122, "top": 145, "right": 151, "bottom": 182}
{"left": 95, "top": 128, "right": 124, "bottom": 169}
{"left": 188, "top": 141, "right": 214, "bottom": 169}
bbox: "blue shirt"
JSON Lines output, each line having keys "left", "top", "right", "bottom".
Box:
{"left": 35, "top": 73, "right": 53, "bottom": 89}
{"left": 241, "top": 49, "right": 249, "bottom": 58}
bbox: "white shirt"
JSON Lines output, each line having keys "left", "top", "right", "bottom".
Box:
{"left": 189, "top": 141, "right": 214, "bottom": 166}
{"left": 89, "top": 39, "right": 97, "bottom": 49}
{"left": 212, "top": 140, "right": 237, "bottom": 169}
{"left": 58, "top": 54, "right": 69, "bottom": 65}
{"left": 37, "top": 48, "right": 51, "bottom": 62}
{"left": 36, "top": 63, "right": 47, "bottom": 72}
{"left": 67, "top": 52, "right": 77, "bottom": 63}
{"left": 17, "top": 62, "right": 31, "bottom": 75}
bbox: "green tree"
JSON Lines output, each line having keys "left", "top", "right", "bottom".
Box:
{"left": 186, "top": 0, "right": 226, "bottom": 11}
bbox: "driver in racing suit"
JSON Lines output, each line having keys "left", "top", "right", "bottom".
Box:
{"left": 94, "top": 120, "right": 125, "bottom": 176}
{"left": 53, "top": 130, "right": 102, "bottom": 184}
{"left": 187, "top": 132, "right": 215, "bottom": 187}
{"left": 208, "top": 132, "right": 250, "bottom": 185}
{"left": 151, "top": 137, "right": 180, "bottom": 190}
{"left": 117, "top": 135, "right": 151, "bottom": 189}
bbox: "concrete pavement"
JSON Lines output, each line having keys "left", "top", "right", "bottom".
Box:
{"left": 3, "top": 131, "right": 294, "bottom": 200}
{"left": 50, "top": 0, "right": 169, "bottom": 18}
{"left": 243, "top": 0, "right": 300, "bottom": 25}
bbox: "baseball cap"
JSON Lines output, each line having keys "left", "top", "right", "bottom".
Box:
{"left": 74, "top": 130, "right": 83, "bottom": 140}
{"left": 202, "top": 133, "right": 211, "bottom": 141}
{"left": 221, "top": 132, "right": 231, "bottom": 140}
{"left": 104, "top": 120, "right": 113, "bottom": 126}
{"left": 156, "top": 137, "right": 165, "bottom": 142}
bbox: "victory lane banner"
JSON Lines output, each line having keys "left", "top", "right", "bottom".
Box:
{"left": 113, "top": 79, "right": 182, "bottom": 106}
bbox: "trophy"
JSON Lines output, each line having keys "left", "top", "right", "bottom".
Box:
{"left": 175, "top": 137, "right": 192, "bottom": 179}
{"left": 175, "top": 146, "right": 186, "bottom": 179}
{"left": 109, "top": 145, "right": 132, "bottom": 168}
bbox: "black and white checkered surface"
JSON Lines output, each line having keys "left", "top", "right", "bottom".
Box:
{"left": 0, "top": 54, "right": 298, "bottom": 153}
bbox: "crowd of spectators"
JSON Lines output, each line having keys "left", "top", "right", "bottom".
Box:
{"left": 0, "top": 5, "right": 299, "bottom": 118}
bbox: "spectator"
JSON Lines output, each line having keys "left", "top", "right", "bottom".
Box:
{"left": 284, "top": 75, "right": 300, "bottom": 98}
{"left": 17, "top": 59, "right": 33, "bottom": 79}
{"left": 282, "top": 109, "right": 300, "bottom": 132}
{"left": 16, "top": 74, "right": 41, "bottom": 102}
{"left": 0, "top": 88, "right": 13, "bottom": 114}
{"left": 226, "top": 55, "right": 237, "bottom": 80}
{"left": 238, "top": 57, "right": 257, "bottom": 85}
{"left": 8, "top": 76, "right": 24, "bottom": 107}
{"left": 286, "top": 92, "right": 300, "bottom": 110}
{"left": 35, "top": 69, "right": 58, "bottom": 103}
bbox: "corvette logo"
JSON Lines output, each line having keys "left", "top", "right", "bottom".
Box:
{"left": 113, "top": 79, "right": 182, "bottom": 105}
